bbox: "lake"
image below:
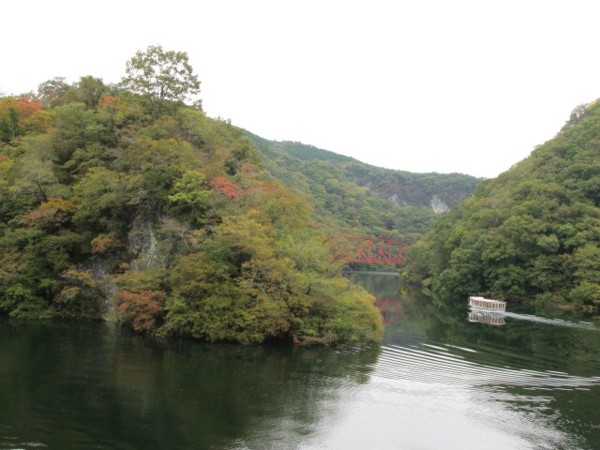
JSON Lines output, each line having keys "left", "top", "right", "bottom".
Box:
{"left": 1, "top": 272, "right": 599, "bottom": 449}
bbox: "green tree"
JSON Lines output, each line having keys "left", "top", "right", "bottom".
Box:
{"left": 68, "top": 76, "right": 106, "bottom": 109}
{"left": 10, "top": 135, "right": 62, "bottom": 204}
{"left": 403, "top": 99, "right": 600, "bottom": 309}
{"left": 37, "top": 77, "right": 70, "bottom": 108}
{"left": 50, "top": 103, "right": 113, "bottom": 165}
{"left": 168, "top": 171, "right": 210, "bottom": 224}
{"left": 121, "top": 45, "right": 200, "bottom": 104}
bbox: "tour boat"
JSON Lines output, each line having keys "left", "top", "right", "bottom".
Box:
{"left": 468, "top": 296, "right": 507, "bottom": 312}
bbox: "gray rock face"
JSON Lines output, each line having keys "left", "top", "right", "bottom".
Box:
{"left": 430, "top": 195, "right": 449, "bottom": 214}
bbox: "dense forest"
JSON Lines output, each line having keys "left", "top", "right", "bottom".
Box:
{"left": 0, "top": 46, "right": 383, "bottom": 344}
{"left": 246, "top": 132, "right": 480, "bottom": 244}
{"left": 403, "top": 99, "right": 600, "bottom": 310}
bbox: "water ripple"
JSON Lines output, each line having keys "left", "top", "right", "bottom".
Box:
{"left": 372, "top": 342, "right": 600, "bottom": 390}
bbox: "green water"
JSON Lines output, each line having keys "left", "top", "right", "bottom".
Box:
{"left": 1, "top": 273, "right": 600, "bottom": 449}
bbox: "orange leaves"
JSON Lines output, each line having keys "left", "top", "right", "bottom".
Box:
{"left": 0, "top": 98, "right": 43, "bottom": 124}
{"left": 211, "top": 176, "right": 243, "bottom": 199}
{"left": 0, "top": 97, "right": 48, "bottom": 141}
{"left": 2, "top": 98, "right": 42, "bottom": 115}
{"left": 118, "top": 290, "right": 165, "bottom": 332}
{"left": 98, "top": 95, "right": 118, "bottom": 110}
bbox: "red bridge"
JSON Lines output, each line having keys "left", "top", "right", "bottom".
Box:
{"left": 330, "top": 236, "right": 410, "bottom": 265}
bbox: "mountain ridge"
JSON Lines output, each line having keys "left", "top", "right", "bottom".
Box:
{"left": 244, "top": 130, "right": 481, "bottom": 243}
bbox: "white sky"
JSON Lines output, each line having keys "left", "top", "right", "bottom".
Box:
{"left": 2, "top": 0, "right": 600, "bottom": 178}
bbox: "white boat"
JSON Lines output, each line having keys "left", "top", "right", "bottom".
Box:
{"left": 468, "top": 296, "right": 507, "bottom": 312}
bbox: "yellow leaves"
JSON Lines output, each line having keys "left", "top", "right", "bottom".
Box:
{"left": 24, "top": 197, "right": 76, "bottom": 229}
{"left": 91, "top": 232, "right": 124, "bottom": 254}
{"left": 216, "top": 211, "right": 276, "bottom": 260}
{"left": 244, "top": 180, "right": 312, "bottom": 228}
{"left": 115, "top": 268, "right": 166, "bottom": 293}
{"left": 57, "top": 286, "right": 81, "bottom": 301}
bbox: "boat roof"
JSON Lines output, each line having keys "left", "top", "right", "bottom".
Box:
{"left": 469, "top": 296, "right": 506, "bottom": 304}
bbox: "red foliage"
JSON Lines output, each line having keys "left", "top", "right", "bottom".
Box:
{"left": 0, "top": 98, "right": 47, "bottom": 138}
{"left": 118, "top": 290, "right": 165, "bottom": 332}
{"left": 0, "top": 98, "right": 42, "bottom": 117}
{"left": 211, "top": 176, "right": 242, "bottom": 199}
{"left": 13, "top": 99, "right": 42, "bottom": 113}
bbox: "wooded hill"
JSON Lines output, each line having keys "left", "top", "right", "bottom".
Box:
{"left": 403, "top": 100, "right": 600, "bottom": 310}
{"left": 245, "top": 132, "right": 481, "bottom": 243}
{"left": 0, "top": 46, "right": 385, "bottom": 344}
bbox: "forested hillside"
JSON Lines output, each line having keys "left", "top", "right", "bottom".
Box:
{"left": 0, "top": 46, "right": 382, "bottom": 344}
{"left": 403, "top": 100, "right": 600, "bottom": 310}
{"left": 246, "top": 132, "right": 481, "bottom": 243}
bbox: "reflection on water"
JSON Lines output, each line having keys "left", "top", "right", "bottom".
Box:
{"left": 467, "top": 308, "right": 600, "bottom": 330}
{"left": 1, "top": 272, "right": 600, "bottom": 449}
{"left": 0, "top": 319, "right": 378, "bottom": 450}
{"left": 344, "top": 272, "right": 600, "bottom": 450}
{"left": 468, "top": 311, "right": 506, "bottom": 325}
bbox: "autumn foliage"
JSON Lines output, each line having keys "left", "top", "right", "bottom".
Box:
{"left": 118, "top": 290, "right": 165, "bottom": 332}
{"left": 98, "top": 95, "right": 118, "bottom": 110}
{"left": 0, "top": 61, "right": 383, "bottom": 345}
{"left": 0, "top": 97, "right": 47, "bottom": 142}
{"left": 0, "top": 98, "right": 42, "bottom": 116}
{"left": 90, "top": 232, "right": 123, "bottom": 254}
{"left": 211, "top": 176, "right": 242, "bottom": 199}
{"left": 24, "top": 198, "right": 76, "bottom": 229}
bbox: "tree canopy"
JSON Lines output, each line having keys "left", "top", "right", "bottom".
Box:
{"left": 402, "top": 100, "right": 600, "bottom": 310}
{"left": 0, "top": 50, "right": 383, "bottom": 345}
{"left": 122, "top": 45, "right": 200, "bottom": 104}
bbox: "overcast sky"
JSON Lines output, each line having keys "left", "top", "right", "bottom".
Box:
{"left": 2, "top": 0, "right": 600, "bottom": 177}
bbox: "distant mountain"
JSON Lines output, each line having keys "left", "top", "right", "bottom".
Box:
{"left": 403, "top": 100, "right": 600, "bottom": 310}
{"left": 245, "top": 131, "right": 481, "bottom": 242}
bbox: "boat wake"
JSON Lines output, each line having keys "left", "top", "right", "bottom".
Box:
{"left": 503, "top": 312, "right": 599, "bottom": 330}
{"left": 373, "top": 341, "right": 600, "bottom": 390}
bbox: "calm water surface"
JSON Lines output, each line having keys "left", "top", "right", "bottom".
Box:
{"left": 1, "top": 273, "right": 600, "bottom": 449}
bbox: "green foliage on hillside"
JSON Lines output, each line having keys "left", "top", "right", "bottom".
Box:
{"left": 0, "top": 49, "right": 383, "bottom": 344}
{"left": 245, "top": 132, "right": 480, "bottom": 244}
{"left": 403, "top": 100, "right": 600, "bottom": 309}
